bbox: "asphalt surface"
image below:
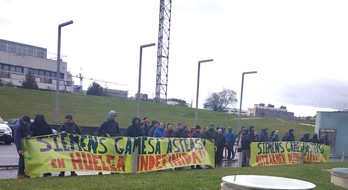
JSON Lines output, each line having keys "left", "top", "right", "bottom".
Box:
{"left": 0, "top": 142, "right": 239, "bottom": 179}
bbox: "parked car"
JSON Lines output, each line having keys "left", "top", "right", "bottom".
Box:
{"left": 0, "top": 117, "right": 12, "bottom": 144}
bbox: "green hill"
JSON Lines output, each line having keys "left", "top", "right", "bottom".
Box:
{"left": 0, "top": 87, "right": 313, "bottom": 138}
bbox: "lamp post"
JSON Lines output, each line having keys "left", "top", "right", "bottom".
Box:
{"left": 137, "top": 43, "right": 156, "bottom": 118}
{"left": 237, "top": 71, "right": 257, "bottom": 133}
{"left": 55, "top": 20, "right": 73, "bottom": 124}
{"left": 237, "top": 71, "right": 256, "bottom": 168}
{"left": 194, "top": 59, "right": 214, "bottom": 127}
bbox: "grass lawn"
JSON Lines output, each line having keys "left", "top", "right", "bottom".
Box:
{"left": 0, "top": 162, "right": 347, "bottom": 190}
{"left": 0, "top": 87, "right": 313, "bottom": 139}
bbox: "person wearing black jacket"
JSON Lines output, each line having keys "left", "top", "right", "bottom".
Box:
{"left": 58, "top": 114, "right": 82, "bottom": 177}
{"left": 98, "top": 110, "right": 120, "bottom": 137}
{"left": 14, "top": 116, "right": 31, "bottom": 179}
{"left": 216, "top": 128, "right": 226, "bottom": 165}
{"left": 98, "top": 110, "right": 120, "bottom": 175}
{"left": 127, "top": 117, "right": 142, "bottom": 137}
{"left": 30, "top": 114, "right": 53, "bottom": 177}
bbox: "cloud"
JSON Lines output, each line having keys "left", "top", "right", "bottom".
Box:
{"left": 276, "top": 78, "right": 348, "bottom": 109}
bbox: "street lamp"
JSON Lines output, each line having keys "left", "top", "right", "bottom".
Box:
{"left": 237, "top": 71, "right": 257, "bottom": 133}
{"left": 137, "top": 43, "right": 156, "bottom": 118}
{"left": 194, "top": 59, "right": 214, "bottom": 127}
{"left": 55, "top": 20, "right": 73, "bottom": 124}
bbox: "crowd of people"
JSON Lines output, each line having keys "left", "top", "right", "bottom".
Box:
{"left": 14, "top": 113, "right": 82, "bottom": 179}
{"left": 236, "top": 126, "right": 331, "bottom": 167}
{"left": 13, "top": 110, "right": 331, "bottom": 178}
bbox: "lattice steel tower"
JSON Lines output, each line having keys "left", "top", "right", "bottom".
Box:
{"left": 155, "top": 0, "right": 172, "bottom": 103}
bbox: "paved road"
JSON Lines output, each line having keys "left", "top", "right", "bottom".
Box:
{"left": 0, "top": 142, "right": 18, "bottom": 166}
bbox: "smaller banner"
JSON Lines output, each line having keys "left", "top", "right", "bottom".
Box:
{"left": 22, "top": 134, "right": 215, "bottom": 177}
{"left": 249, "top": 141, "right": 330, "bottom": 167}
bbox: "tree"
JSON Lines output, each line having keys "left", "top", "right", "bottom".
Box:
{"left": 21, "top": 72, "right": 39, "bottom": 89}
{"left": 86, "top": 82, "right": 106, "bottom": 96}
{"left": 333, "top": 100, "right": 348, "bottom": 111}
{"left": 203, "top": 88, "right": 238, "bottom": 111}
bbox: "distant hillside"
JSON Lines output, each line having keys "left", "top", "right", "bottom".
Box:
{"left": 0, "top": 87, "right": 314, "bottom": 138}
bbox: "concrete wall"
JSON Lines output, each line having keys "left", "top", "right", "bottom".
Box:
{"left": 315, "top": 111, "right": 348, "bottom": 156}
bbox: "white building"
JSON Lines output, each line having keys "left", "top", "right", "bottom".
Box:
{"left": 0, "top": 39, "right": 73, "bottom": 92}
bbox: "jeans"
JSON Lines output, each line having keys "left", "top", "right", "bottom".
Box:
{"left": 227, "top": 145, "right": 235, "bottom": 159}
{"left": 242, "top": 149, "right": 250, "bottom": 167}
{"left": 18, "top": 154, "right": 25, "bottom": 175}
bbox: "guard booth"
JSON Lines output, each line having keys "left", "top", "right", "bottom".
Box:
{"left": 319, "top": 128, "right": 336, "bottom": 154}
{"left": 315, "top": 111, "right": 348, "bottom": 156}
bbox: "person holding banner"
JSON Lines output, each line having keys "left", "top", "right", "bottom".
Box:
{"left": 98, "top": 110, "right": 120, "bottom": 138}
{"left": 191, "top": 125, "right": 202, "bottom": 138}
{"left": 126, "top": 117, "right": 142, "bottom": 137}
{"left": 174, "top": 121, "right": 187, "bottom": 137}
{"left": 30, "top": 114, "right": 53, "bottom": 177}
{"left": 153, "top": 122, "right": 166, "bottom": 138}
{"left": 270, "top": 130, "right": 280, "bottom": 141}
{"left": 14, "top": 116, "right": 31, "bottom": 179}
{"left": 98, "top": 110, "right": 120, "bottom": 175}
{"left": 58, "top": 114, "right": 82, "bottom": 177}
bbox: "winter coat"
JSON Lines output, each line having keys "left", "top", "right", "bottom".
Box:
{"left": 191, "top": 130, "right": 201, "bottom": 138}
{"left": 98, "top": 119, "right": 120, "bottom": 137}
{"left": 153, "top": 127, "right": 166, "bottom": 138}
{"left": 14, "top": 119, "right": 30, "bottom": 151}
{"left": 59, "top": 122, "right": 82, "bottom": 135}
{"left": 126, "top": 117, "right": 142, "bottom": 137}
{"left": 30, "top": 114, "right": 53, "bottom": 136}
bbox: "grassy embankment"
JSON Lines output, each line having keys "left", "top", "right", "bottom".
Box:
{"left": 0, "top": 86, "right": 313, "bottom": 137}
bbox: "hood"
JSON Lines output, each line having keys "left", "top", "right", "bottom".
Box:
{"left": 132, "top": 117, "right": 140, "bottom": 125}
{"left": 108, "top": 110, "right": 117, "bottom": 120}
{"left": 228, "top": 128, "right": 232, "bottom": 133}
{"left": 34, "top": 114, "right": 46, "bottom": 125}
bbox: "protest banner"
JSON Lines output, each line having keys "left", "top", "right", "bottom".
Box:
{"left": 22, "top": 134, "right": 215, "bottom": 177}
{"left": 249, "top": 141, "right": 330, "bottom": 167}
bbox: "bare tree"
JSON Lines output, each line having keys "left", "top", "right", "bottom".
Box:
{"left": 203, "top": 88, "right": 238, "bottom": 111}
{"left": 333, "top": 100, "right": 348, "bottom": 111}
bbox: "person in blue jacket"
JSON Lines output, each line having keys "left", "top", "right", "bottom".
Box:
{"left": 226, "top": 127, "right": 236, "bottom": 160}
{"left": 14, "top": 116, "right": 31, "bottom": 179}
{"left": 153, "top": 122, "right": 166, "bottom": 138}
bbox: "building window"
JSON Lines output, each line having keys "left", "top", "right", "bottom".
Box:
{"left": 51, "top": 72, "right": 56, "bottom": 78}
{"left": 9, "top": 45, "right": 17, "bottom": 53}
{"left": 3, "top": 71, "right": 10, "bottom": 78}
{"left": 43, "top": 77, "right": 52, "bottom": 84}
{"left": 10, "top": 66, "right": 15, "bottom": 72}
{"left": 27, "top": 68, "right": 34, "bottom": 74}
{"left": 39, "top": 70, "right": 44, "bottom": 76}
{"left": 60, "top": 73, "right": 64, "bottom": 80}
{"left": 37, "top": 50, "right": 45, "bottom": 58}
{"left": 65, "top": 81, "right": 72, "bottom": 86}
{"left": 15, "top": 66, "right": 23, "bottom": 73}
{"left": 33, "top": 69, "right": 39, "bottom": 76}
{"left": 0, "top": 43, "right": 7, "bottom": 51}
{"left": 28, "top": 48, "right": 34, "bottom": 56}
{"left": 3, "top": 65, "right": 9, "bottom": 71}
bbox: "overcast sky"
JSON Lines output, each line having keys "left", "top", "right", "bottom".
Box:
{"left": 1, "top": 0, "right": 348, "bottom": 116}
